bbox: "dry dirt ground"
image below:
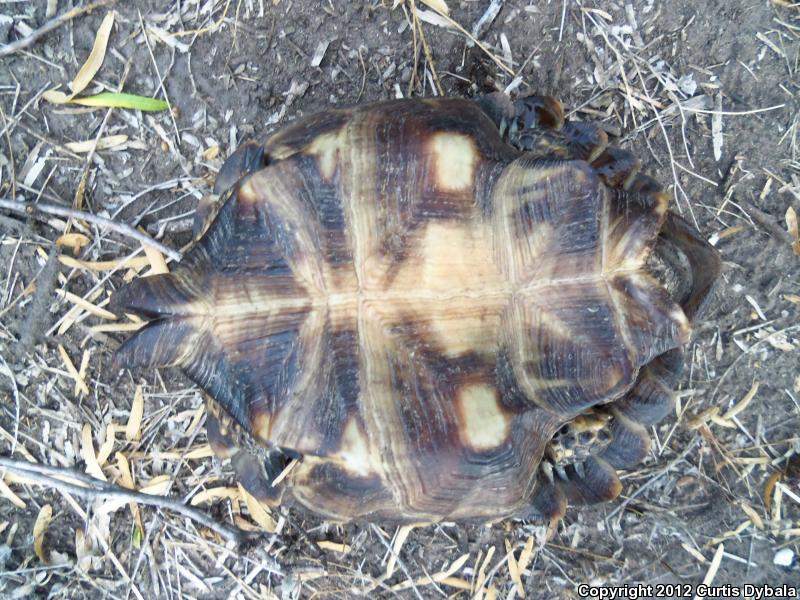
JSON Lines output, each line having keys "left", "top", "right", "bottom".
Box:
{"left": 0, "top": 1, "right": 799, "bottom": 599}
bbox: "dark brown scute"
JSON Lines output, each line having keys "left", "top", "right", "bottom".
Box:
{"left": 110, "top": 272, "right": 199, "bottom": 319}
{"left": 610, "top": 273, "right": 688, "bottom": 366}
{"left": 214, "top": 141, "right": 268, "bottom": 195}
{"left": 114, "top": 317, "right": 203, "bottom": 370}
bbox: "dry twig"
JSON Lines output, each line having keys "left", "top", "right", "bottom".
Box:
{"left": 0, "top": 198, "right": 182, "bottom": 262}
{"left": 0, "top": 1, "right": 115, "bottom": 59}
{"left": 0, "top": 456, "right": 250, "bottom": 544}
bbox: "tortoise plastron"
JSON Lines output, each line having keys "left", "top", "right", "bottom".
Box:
{"left": 112, "top": 94, "right": 720, "bottom": 524}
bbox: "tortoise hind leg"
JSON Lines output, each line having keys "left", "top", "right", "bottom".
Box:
{"left": 206, "top": 398, "right": 288, "bottom": 505}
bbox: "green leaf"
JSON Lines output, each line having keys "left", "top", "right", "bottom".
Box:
{"left": 70, "top": 92, "right": 169, "bottom": 112}
{"left": 131, "top": 524, "right": 142, "bottom": 548}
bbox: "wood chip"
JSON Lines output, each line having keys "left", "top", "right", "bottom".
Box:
{"left": 126, "top": 385, "right": 144, "bottom": 442}
{"left": 310, "top": 40, "right": 330, "bottom": 68}
{"left": 33, "top": 504, "right": 53, "bottom": 563}
{"left": 59, "top": 344, "right": 89, "bottom": 396}
{"left": 90, "top": 322, "right": 145, "bottom": 334}
{"left": 59, "top": 255, "right": 150, "bottom": 271}
{"left": 711, "top": 93, "right": 723, "bottom": 161}
{"left": 786, "top": 206, "right": 800, "bottom": 255}
{"left": 270, "top": 458, "right": 297, "bottom": 487}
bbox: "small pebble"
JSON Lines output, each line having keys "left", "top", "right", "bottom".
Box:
{"left": 773, "top": 547, "right": 795, "bottom": 568}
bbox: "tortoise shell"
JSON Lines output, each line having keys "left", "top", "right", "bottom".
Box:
{"left": 113, "top": 95, "right": 720, "bottom": 524}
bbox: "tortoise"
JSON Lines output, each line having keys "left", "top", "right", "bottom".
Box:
{"left": 112, "top": 93, "right": 720, "bottom": 524}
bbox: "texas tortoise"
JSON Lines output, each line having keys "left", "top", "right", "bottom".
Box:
{"left": 112, "top": 93, "right": 720, "bottom": 524}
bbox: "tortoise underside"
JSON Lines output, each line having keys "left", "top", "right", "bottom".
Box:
{"left": 114, "top": 99, "right": 696, "bottom": 522}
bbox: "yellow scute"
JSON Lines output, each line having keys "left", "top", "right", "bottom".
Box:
{"left": 335, "top": 417, "right": 376, "bottom": 477}
{"left": 428, "top": 132, "right": 477, "bottom": 192}
{"left": 306, "top": 131, "right": 342, "bottom": 180}
{"left": 456, "top": 383, "right": 510, "bottom": 451}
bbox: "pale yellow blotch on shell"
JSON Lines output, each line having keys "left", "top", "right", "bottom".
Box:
{"left": 336, "top": 417, "right": 376, "bottom": 477}
{"left": 306, "top": 131, "right": 342, "bottom": 180}
{"left": 429, "top": 132, "right": 477, "bottom": 192}
{"left": 456, "top": 384, "right": 510, "bottom": 451}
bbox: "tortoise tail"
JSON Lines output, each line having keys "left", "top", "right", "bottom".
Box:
{"left": 111, "top": 273, "right": 207, "bottom": 370}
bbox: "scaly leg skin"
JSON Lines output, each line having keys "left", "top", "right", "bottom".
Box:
{"left": 205, "top": 397, "right": 289, "bottom": 505}
{"left": 476, "top": 92, "right": 616, "bottom": 165}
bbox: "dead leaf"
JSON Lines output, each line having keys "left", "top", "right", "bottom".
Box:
{"left": 139, "top": 475, "right": 172, "bottom": 496}
{"left": 96, "top": 423, "right": 116, "bottom": 467}
{"left": 190, "top": 486, "right": 239, "bottom": 505}
{"left": 55, "top": 232, "right": 91, "bottom": 254}
{"left": 239, "top": 484, "right": 277, "bottom": 532}
{"left": 80, "top": 423, "right": 106, "bottom": 480}
{"left": 317, "top": 540, "right": 352, "bottom": 553}
{"left": 64, "top": 135, "right": 128, "bottom": 154}
{"left": 70, "top": 12, "right": 115, "bottom": 96}
{"left": 33, "top": 504, "right": 53, "bottom": 562}
{"left": 786, "top": 206, "right": 800, "bottom": 255}
{"left": 126, "top": 386, "right": 144, "bottom": 442}
{"left": 59, "top": 344, "right": 89, "bottom": 396}
{"left": 142, "top": 242, "right": 169, "bottom": 275}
